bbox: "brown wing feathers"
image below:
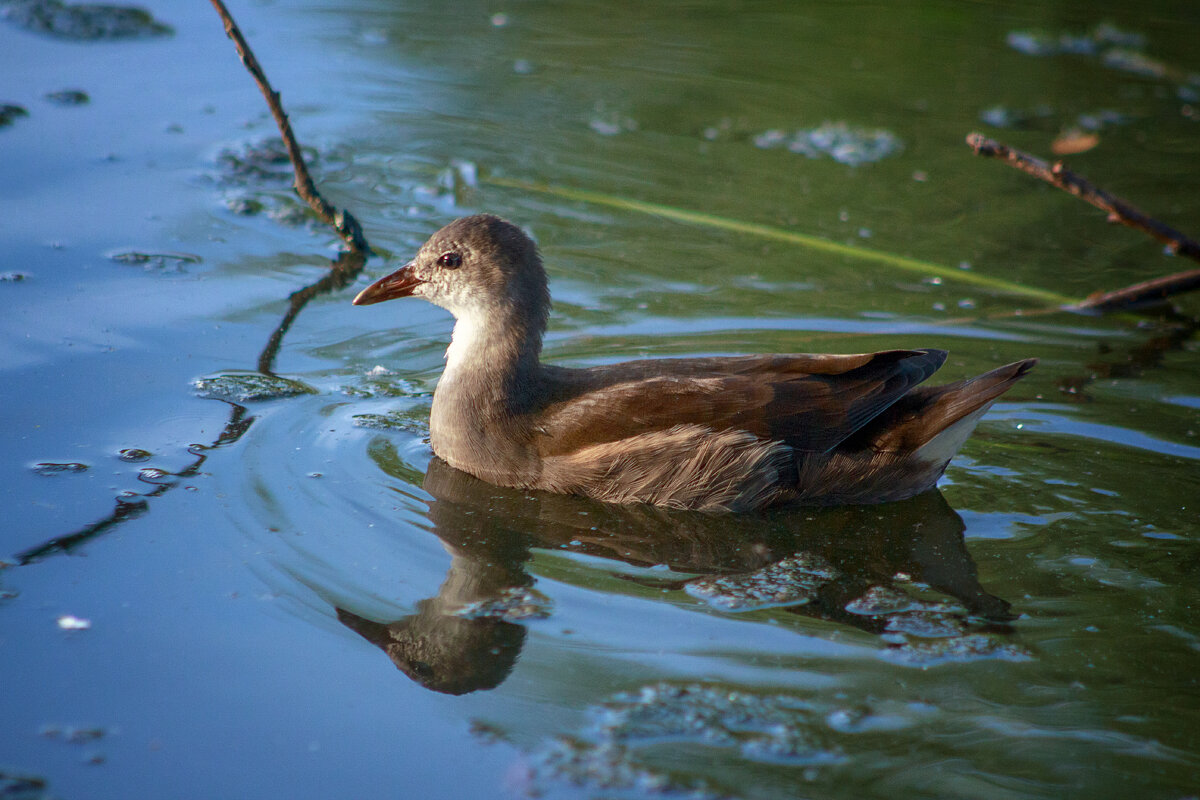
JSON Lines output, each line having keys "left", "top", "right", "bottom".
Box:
{"left": 536, "top": 349, "right": 950, "bottom": 458}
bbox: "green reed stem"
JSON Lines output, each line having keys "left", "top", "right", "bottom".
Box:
{"left": 485, "top": 176, "right": 1079, "bottom": 307}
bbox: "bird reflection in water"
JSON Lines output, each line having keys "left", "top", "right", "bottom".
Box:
{"left": 338, "top": 456, "right": 1013, "bottom": 695}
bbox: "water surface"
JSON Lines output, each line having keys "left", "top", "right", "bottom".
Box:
{"left": 2, "top": 1, "right": 1198, "bottom": 798}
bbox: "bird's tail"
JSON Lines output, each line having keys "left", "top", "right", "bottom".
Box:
{"left": 852, "top": 358, "right": 1037, "bottom": 459}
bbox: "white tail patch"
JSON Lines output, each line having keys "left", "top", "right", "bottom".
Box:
{"left": 914, "top": 404, "right": 993, "bottom": 466}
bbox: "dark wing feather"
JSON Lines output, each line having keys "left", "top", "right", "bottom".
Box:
{"left": 535, "top": 349, "right": 947, "bottom": 456}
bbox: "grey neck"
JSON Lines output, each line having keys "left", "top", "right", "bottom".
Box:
{"left": 428, "top": 300, "right": 548, "bottom": 483}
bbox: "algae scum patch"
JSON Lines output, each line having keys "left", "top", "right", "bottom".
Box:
{"left": 0, "top": 0, "right": 172, "bottom": 40}
{"left": 518, "top": 684, "right": 850, "bottom": 799}
{"left": 192, "top": 372, "right": 317, "bottom": 403}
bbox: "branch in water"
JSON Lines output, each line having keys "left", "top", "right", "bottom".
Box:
{"left": 966, "top": 132, "right": 1200, "bottom": 311}
{"left": 210, "top": 0, "right": 369, "bottom": 253}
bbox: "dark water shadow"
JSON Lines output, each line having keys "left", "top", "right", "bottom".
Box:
{"left": 338, "top": 456, "right": 1014, "bottom": 695}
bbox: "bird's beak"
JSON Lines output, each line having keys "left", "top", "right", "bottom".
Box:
{"left": 353, "top": 262, "right": 424, "bottom": 306}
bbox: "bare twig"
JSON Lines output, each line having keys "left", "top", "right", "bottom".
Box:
{"left": 210, "top": 0, "right": 369, "bottom": 253}
{"left": 1075, "top": 268, "right": 1200, "bottom": 312}
{"left": 966, "top": 132, "right": 1200, "bottom": 311}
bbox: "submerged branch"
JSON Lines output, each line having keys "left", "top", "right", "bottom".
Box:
{"left": 966, "top": 132, "right": 1200, "bottom": 311}
{"left": 209, "top": 0, "right": 369, "bottom": 253}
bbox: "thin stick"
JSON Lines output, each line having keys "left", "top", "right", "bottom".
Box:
{"left": 1074, "top": 268, "right": 1200, "bottom": 313}
{"left": 210, "top": 0, "right": 368, "bottom": 253}
{"left": 966, "top": 132, "right": 1200, "bottom": 310}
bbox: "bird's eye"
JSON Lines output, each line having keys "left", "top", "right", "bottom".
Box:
{"left": 436, "top": 252, "right": 462, "bottom": 269}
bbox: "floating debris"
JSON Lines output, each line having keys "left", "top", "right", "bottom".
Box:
{"left": 40, "top": 724, "right": 106, "bottom": 743}
{"left": 340, "top": 373, "right": 425, "bottom": 400}
{"left": 1076, "top": 109, "right": 1127, "bottom": 130}
{"left": 56, "top": 615, "right": 91, "bottom": 630}
{"left": 521, "top": 737, "right": 730, "bottom": 799}
{"left": 1006, "top": 23, "right": 1144, "bottom": 57}
{"left": 685, "top": 552, "right": 840, "bottom": 612}
{"left": 1006, "top": 31, "right": 1096, "bottom": 57}
{"left": 752, "top": 122, "right": 903, "bottom": 166}
{"left": 108, "top": 250, "right": 201, "bottom": 271}
{"left": 215, "top": 138, "right": 320, "bottom": 185}
{"left": 844, "top": 584, "right": 960, "bottom": 617}
{"left": 519, "top": 683, "right": 845, "bottom": 797}
{"left": 1005, "top": 23, "right": 1199, "bottom": 89}
{"left": 44, "top": 89, "right": 89, "bottom": 106}
{"left": 591, "top": 683, "right": 837, "bottom": 765}
{"left": 1051, "top": 129, "right": 1100, "bottom": 155}
{"left": 0, "top": 0, "right": 173, "bottom": 40}
{"left": 588, "top": 101, "right": 638, "bottom": 136}
{"left": 264, "top": 203, "right": 313, "bottom": 227}
{"left": 210, "top": 138, "right": 351, "bottom": 230}
{"left": 0, "top": 769, "right": 49, "bottom": 800}
{"left": 978, "top": 104, "right": 1054, "bottom": 129}
{"left": 137, "top": 467, "right": 172, "bottom": 484}
{"left": 883, "top": 612, "right": 968, "bottom": 638}
{"left": 439, "top": 159, "right": 478, "bottom": 191}
{"left": 351, "top": 409, "right": 430, "bottom": 435}
{"left": 357, "top": 26, "right": 387, "bottom": 45}
{"left": 117, "top": 448, "right": 152, "bottom": 463}
{"left": 224, "top": 196, "right": 264, "bottom": 216}
{"left": 32, "top": 462, "right": 88, "bottom": 476}
{"left": 0, "top": 103, "right": 29, "bottom": 127}
{"left": 467, "top": 719, "right": 509, "bottom": 744}
{"left": 192, "top": 372, "right": 317, "bottom": 403}
{"left": 1101, "top": 47, "right": 1169, "bottom": 79}
{"left": 883, "top": 634, "right": 1032, "bottom": 666}
{"left": 455, "top": 586, "right": 552, "bottom": 622}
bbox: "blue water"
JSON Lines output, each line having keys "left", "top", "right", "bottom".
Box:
{"left": 2, "top": 1, "right": 1198, "bottom": 798}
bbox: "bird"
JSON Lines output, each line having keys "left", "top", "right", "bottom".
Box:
{"left": 353, "top": 214, "right": 1035, "bottom": 512}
